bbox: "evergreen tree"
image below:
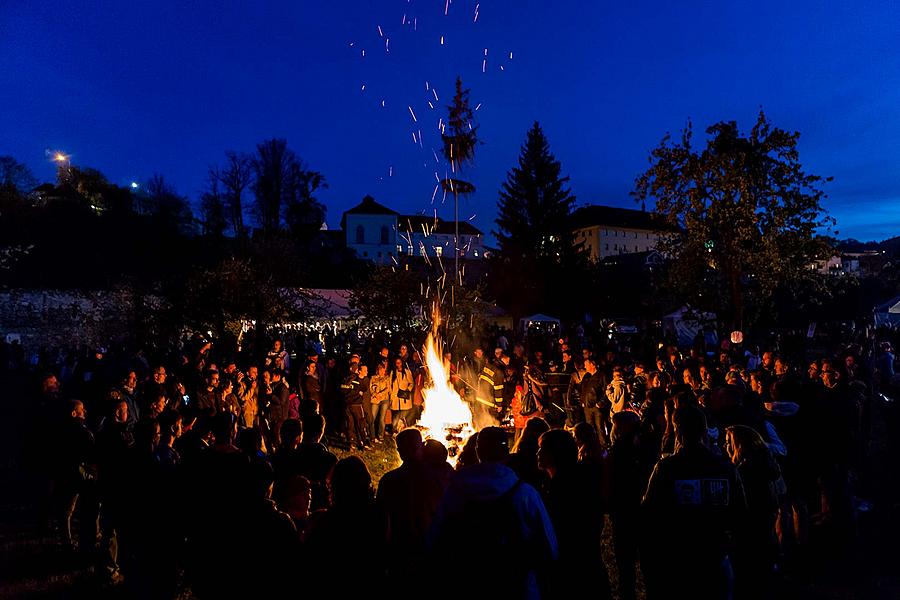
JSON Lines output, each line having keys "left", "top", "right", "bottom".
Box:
{"left": 493, "top": 122, "right": 581, "bottom": 316}
{"left": 496, "top": 122, "right": 576, "bottom": 261}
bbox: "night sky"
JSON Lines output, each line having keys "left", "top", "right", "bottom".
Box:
{"left": 3, "top": 1, "right": 900, "bottom": 242}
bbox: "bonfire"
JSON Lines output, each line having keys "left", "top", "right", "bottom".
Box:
{"left": 415, "top": 310, "right": 475, "bottom": 463}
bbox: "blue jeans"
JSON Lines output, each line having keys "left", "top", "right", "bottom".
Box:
{"left": 371, "top": 401, "right": 388, "bottom": 438}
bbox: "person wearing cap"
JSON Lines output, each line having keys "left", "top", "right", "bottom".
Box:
{"left": 427, "top": 427, "right": 557, "bottom": 599}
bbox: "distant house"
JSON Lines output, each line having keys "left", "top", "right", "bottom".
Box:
{"left": 341, "top": 195, "right": 485, "bottom": 264}
{"left": 571, "top": 204, "right": 669, "bottom": 262}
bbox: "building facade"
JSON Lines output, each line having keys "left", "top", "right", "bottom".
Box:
{"left": 571, "top": 205, "right": 667, "bottom": 262}
{"left": 342, "top": 196, "right": 485, "bottom": 264}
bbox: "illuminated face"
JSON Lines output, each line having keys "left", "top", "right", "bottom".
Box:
{"left": 394, "top": 359, "right": 403, "bottom": 370}
{"left": 209, "top": 373, "right": 220, "bottom": 387}
{"left": 474, "top": 349, "right": 484, "bottom": 359}
{"left": 358, "top": 365, "right": 368, "bottom": 378}
{"left": 126, "top": 372, "right": 137, "bottom": 389}
{"left": 247, "top": 366, "right": 258, "bottom": 379}
{"left": 72, "top": 401, "right": 86, "bottom": 420}
{"left": 153, "top": 368, "right": 167, "bottom": 384}
{"left": 273, "top": 340, "right": 282, "bottom": 352}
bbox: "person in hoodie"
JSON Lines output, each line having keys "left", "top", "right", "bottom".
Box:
{"left": 606, "top": 366, "right": 630, "bottom": 417}
{"left": 427, "top": 426, "right": 557, "bottom": 600}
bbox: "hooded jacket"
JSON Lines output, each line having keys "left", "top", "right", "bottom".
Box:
{"left": 427, "top": 462, "right": 557, "bottom": 599}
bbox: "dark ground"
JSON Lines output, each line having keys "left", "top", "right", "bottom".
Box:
{"left": 2, "top": 370, "right": 899, "bottom": 599}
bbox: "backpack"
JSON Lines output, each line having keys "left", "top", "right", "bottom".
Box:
{"left": 288, "top": 392, "right": 300, "bottom": 420}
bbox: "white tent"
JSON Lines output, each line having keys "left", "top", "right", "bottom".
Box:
{"left": 874, "top": 295, "right": 900, "bottom": 327}
{"left": 519, "top": 313, "right": 561, "bottom": 334}
{"left": 662, "top": 305, "right": 717, "bottom": 347}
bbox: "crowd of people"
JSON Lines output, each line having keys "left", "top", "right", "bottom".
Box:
{"left": 6, "top": 325, "right": 896, "bottom": 599}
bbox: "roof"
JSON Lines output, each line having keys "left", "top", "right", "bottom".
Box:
{"left": 399, "top": 214, "right": 482, "bottom": 236}
{"left": 341, "top": 195, "right": 398, "bottom": 229}
{"left": 572, "top": 204, "right": 669, "bottom": 231}
{"left": 344, "top": 195, "right": 398, "bottom": 216}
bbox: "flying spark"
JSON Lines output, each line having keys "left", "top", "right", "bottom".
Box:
{"left": 408, "top": 105, "right": 418, "bottom": 122}
{"left": 377, "top": 25, "right": 384, "bottom": 37}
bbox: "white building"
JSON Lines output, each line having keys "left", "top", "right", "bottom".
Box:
{"left": 341, "top": 196, "right": 399, "bottom": 264}
{"left": 571, "top": 205, "right": 668, "bottom": 262}
{"left": 342, "top": 196, "right": 485, "bottom": 263}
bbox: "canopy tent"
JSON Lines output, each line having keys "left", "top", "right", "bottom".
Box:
{"left": 662, "top": 305, "right": 717, "bottom": 348}
{"left": 874, "top": 295, "right": 900, "bottom": 327}
{"left": 519, "top": 313, "right": 561, "bottom": 335}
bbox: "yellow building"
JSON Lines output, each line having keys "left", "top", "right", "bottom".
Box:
{"left": 572, "top": 205, "right": 668, "bottom": 262}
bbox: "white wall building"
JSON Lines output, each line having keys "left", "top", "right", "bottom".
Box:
{"left": 571, "top": 205, "right": 668, "bottom": 262}
{"left": 342, "top": 196, "right": 485, "bottom": 262}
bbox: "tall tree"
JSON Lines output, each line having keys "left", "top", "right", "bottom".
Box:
{"left": 218, "top": 151, "right": 253, "bottom": 238}
{"left": 634, "top": 111, "right": 834, "bottom": 329}
{"left": 493, "top": 122, "right": 580, "bottom": 316}
{"left": 496, "top": 122, "right": 577, "bottom": 261}
{"left": 252, "top": 138, "right": 325, "bottom": 239}
{"left": 200, "top": 168, "right": 228, "bottom": 238}
{"left": 283, "top": 160, "right": 327, "bottom": 239}
{"left": 252, "top": 138, "right": 295, "bottom": 236}
{"left": 441, "top": 77, "right": 479, "bottom": 277}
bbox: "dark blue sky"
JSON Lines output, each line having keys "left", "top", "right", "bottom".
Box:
{"left": 3, "top": 1, "right": 900, "bottom": 241}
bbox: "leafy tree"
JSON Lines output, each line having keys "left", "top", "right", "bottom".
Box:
{"left": 634, "top": 111, "right": 834, "bottom": 329}
{"left": 350, "top": 266, "right": 422, "bottom": 331}
{"left": 493, "top": 122, "right": 581, "bottom": 316}
{"left": 176, "top": 257, "right": 313, "bottom": 341}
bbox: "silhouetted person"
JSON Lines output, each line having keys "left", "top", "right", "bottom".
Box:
{"left": 428, "top": 427, "right": 557, "bottom": 599}
{"left": 641, "top": 406, "right": 747, "bottom": 600}
{"left": 377, "top": 429, "right": 444, "bottom": 588}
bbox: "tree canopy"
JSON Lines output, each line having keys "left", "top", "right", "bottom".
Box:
{"left": 634, "top": 111, "right": 834, "bottom": 329}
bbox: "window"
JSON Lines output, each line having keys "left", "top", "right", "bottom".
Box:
{"left": 397, "top": 245, "right": 403, "bottom": 254}
{"left": 646, "top": 233, "right": 650, "bottom": 239}
{"left": 435, "top": 246, "right": 443, "bottom": 257}
{"left": 614, "top": 244, "right": 618, "bottom": 251}
{"left": 380, "top": 225, "right": 389, "bottom": 244}
{"left": 408, "top": 245, "right": 413, "bottom": 255}
{"left": 634, "top": 232, "right": 638, "bottom": 238}
{"left": 614, "top": 230, "right": 618, "bottom": 237}
{"left": 605, "top": 244, "right": 609, "bottom": 250}
{"left": 355, "top": 225, "right": 365, "bottom": 244}
{"left": 474, "top": 250, "right": 479, "bottom": 257}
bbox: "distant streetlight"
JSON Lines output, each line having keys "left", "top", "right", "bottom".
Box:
{"left": 130, "top": 182, "right": 139, "bottom": 189}
{"left": 53, "top": 152, "right": 69, "bottom": 164}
